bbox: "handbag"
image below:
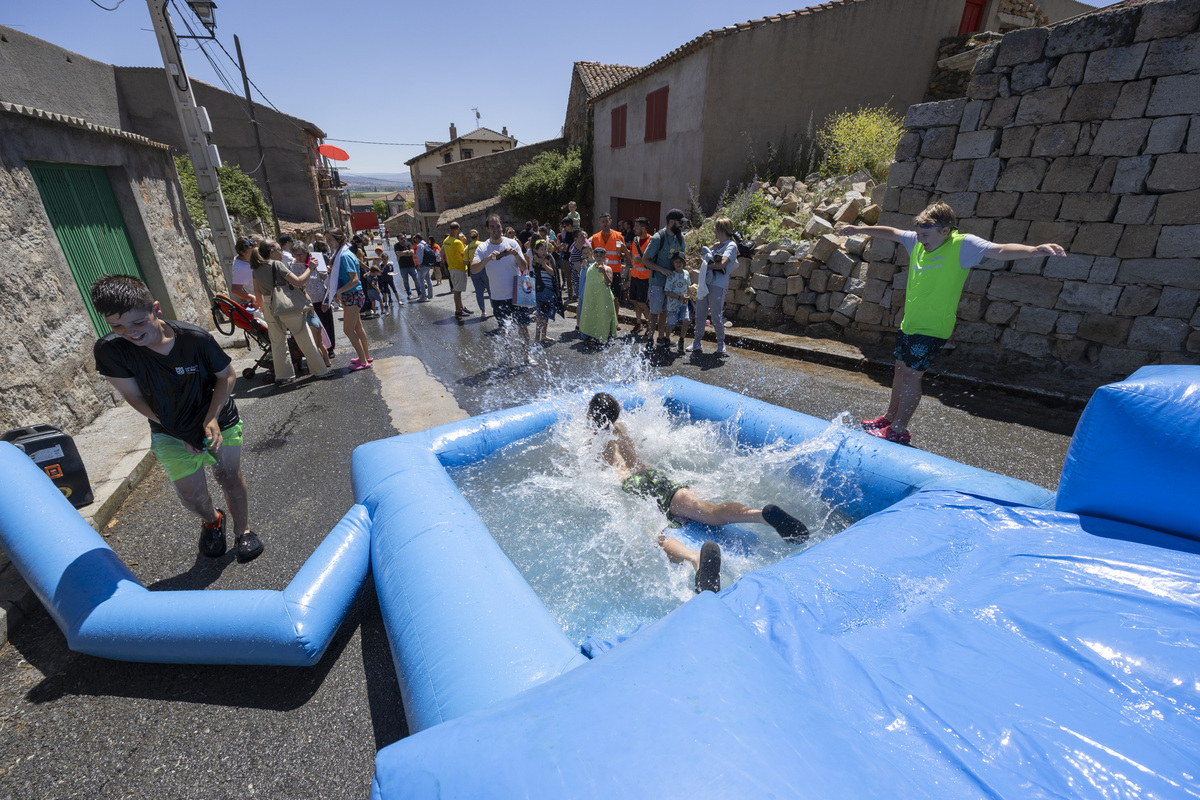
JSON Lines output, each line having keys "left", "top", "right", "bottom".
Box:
{"left": 513, "top": 271, "right": 537, "bottom": 307}
{"left": 266, "top": 260, "right": 310, "bottom": 315}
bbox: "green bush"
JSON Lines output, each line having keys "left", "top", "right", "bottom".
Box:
{"left": 817, "top": 105, "right": 904, "bottom": 182}
{"left": 175, "top": 155, "right": 273, "bottom": 233}
{"left": 499, "top": 148, "right": 583, "bottom": 223}
{"left": 373, "top": 199, "right": 389, "bottom": 218}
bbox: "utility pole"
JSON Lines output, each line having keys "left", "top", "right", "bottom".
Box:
{"left": 233, "top": 34, "right": 280, "bottom": 238}
{"left": 145, "top": 0, "right": 238, "bottom": 288}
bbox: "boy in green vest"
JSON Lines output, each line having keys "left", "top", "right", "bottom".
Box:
{"left": 840, "top": 201, "right": 1066, "bottom": 445}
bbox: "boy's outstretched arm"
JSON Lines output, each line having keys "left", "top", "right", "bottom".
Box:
{"left": 838, "top": 224, "right": 906, "bottom": 242}
{"left": 985, "top": 242, "right": 1067, "bottom": 261}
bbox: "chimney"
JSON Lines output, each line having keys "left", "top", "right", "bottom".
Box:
{"left": 502, "top": 126, "right": 508, "bottom": 137}
{"left": 449, "top": 123, "right": 457, "bottom": 140}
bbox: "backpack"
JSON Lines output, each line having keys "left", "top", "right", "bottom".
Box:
{"left": 731, "top": 231, "right": 756, "bottom": 259}
{"left": 420, "top": 244, "right": 438, "bottom": 267}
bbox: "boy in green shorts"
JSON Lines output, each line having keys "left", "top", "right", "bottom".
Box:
{"left": 91, "top": 275, "right": 262, "bottom": 562}
{"left": 840, "top": 201, "right": 1066, "bottom": 445}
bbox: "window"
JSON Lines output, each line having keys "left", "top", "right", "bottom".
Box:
{"left": 461, "top": 149, "right": 473, "bottom": 159}
{"left": 958, "top": 0, "right": 986, "bottom": 34}
{"left": 611, "top": 104, "right": 627, "bottom": 148}
{"left": 645, "top": 87, "right": 668, "bottom": 142}
{"left": 443, "top": 153, "right": 452, "bottom": 164}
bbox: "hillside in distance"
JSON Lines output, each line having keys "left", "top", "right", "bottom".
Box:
{"left": 340, "top": 172, "right": 412, "bottom": 191}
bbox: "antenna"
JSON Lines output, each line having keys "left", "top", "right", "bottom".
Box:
{"left": 472, "top": 107, "right": 481, "bottom": 126}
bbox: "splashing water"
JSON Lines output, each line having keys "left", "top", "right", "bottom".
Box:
{"left": 451, "top": 384, "right": 857, "bottom": 645}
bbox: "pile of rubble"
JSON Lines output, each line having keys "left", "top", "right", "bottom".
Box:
{"left": 721, "top": 171, "right": 902, "bottom": 333}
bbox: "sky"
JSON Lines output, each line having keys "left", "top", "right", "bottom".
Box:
{"left": 3, "top": 0, "right": 839, "bottom": 174}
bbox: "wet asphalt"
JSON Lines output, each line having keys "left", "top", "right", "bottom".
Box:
{"left": 0, "top": 279, "right": 1083, "bottom": 799}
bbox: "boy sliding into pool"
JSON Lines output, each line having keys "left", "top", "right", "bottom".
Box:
{"left": 587, "top": 392, "right": 809, "bottom": 594}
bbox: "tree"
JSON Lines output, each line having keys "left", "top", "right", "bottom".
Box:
{"left": 498, "top": 148, "right": 583, "bottom": 223}
{"left": 373, "top": 199, "right": 388, "bottom": 218}
{"left": 175, "top": 155, "right": 273, "bottom": 233}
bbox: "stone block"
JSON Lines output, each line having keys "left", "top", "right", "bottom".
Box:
{"left": 946, "top": 192, "right": 981, "bottom": 218}
{"left": 786, "top": 275, "right": 805, "bottom": 295}
{"left": 1191, "top": 331, "right": 1200, "bottom": 352}
{"left": 1096, "top": 346, "right": 1156, "bottom": 374}
{"left": 985, "top": 95, "right": 1021, "bottom": 127}
{"left": 1157, "top": 225, "right": 1200, "bottom": 258}
{"left": 830, "top": 311, "right": 852, "bottom": 327}
{"left": 1078, "top": 313, "right": 1132, "bottom": 345}
{"left": 783, "top": 260, "right": 802, "bottom": 277}
{"left": 1044, "top": 253, "right": 1094, "bottom": 280}
{"left": 1064, "top": 82, "right": 1122, "bottom": 122}
{"left": 1136, "top": 0, "right": 1200, "bottom": 41}
{"left": 1016, "top": 193, "right": 1064, "bottom": 221}
{"left": 1114, "top": 195, "right": 1158, "bottom": 226}
{"left": 757, "top": 292, "right": 781, "bottom": 309}
{"left": 1056, "top": 281, "right": 1123, "bottom": 313}
{"left": 803, "top": 215, "right": 835, "bottom": 238}
{"left": 1157, "top": 287, "right": 1200, "bottom": 319}
{"left": 769, "top": 277, "right": 789, "bottom": 294}
{"left": 797, "top": 259, "right": 818, "bottom": 278}
{"left": 782, "top": 296, "right": 798, "bottom": 316}
{"left": 894, "top": 131, "right": 921, "bottom": 161}
{"left": 1076, "top": 122, "right": 1098, "bottom": 156}
{"left": 858, "top": 204, "right": 881, "bottom": 225}
{"left": 1186, "top": 118, "right": 1200, "bottom": 153}
{"left": 836, "top": 294, "right": 861, "bottom": 319}
{"left": 856, "top": 303, "right": 885, "bottom": 325}
{"left": 957, "top": 293, "right": 988, "bottom": 322}
{"left": 1118, "top": 258, "right": 1200, "bottom": 290}
{"left": 1052, "top": 52, "right": 1089, "bottom": 86}
{"left": 996, "top": 158, "right": 1048, "bottom": 192}
{"left": 1042, "top": 156, "right": 1105, "bottom": 193}
{"left": 835, "top": 198, "right": 866, "bottom": 223}
{"left": 994, "top": 218, "right": 1032, "bottom": 243}
{"left": 887, "top": 160, "right": 917, "bottom": 188}
{"left": 912, "top": 160, "right": 943, "bottom": 188}
{"left": 1011, "top": 60, "right": 1055, "bottom": 94}
{"left": 1026, "top": 221, "right": 1077, "bottom": 248}
{"left": 899, "top": 188, "right": 931, "bottom": 215}
{"left": 1014, "top": 87, "right": 1072, "bottom": 125}
{"left": 1089, "top": 257, "right": 1121, "bottom": 284}
{"left": 921, "top": 126, "right": 958, "bottom": 159}
{"left": 1089, "top": 157, "right": 1120, "bottom": 193}
{"left": 1110, "top": 155, "right": 1153, "bottom": 195}
{"left": 828, "top": 275, "right": 848, "bottom": 293}
{"left": 1112, "top": 79, "right": 1152, "bottom": 120}
{"left": 952, "top": 322, "right": 999, "bottom": 344}
{"left": 999, "top": 126, "right": 1037, "bottom": 158}
{"left": 1083, "top": 42, "right": 1149, "bottom": 83}
{"left": 968, "top": 158, "right": 1002, "bottom": 193}
{"left": 985, "top": 300, "right": 1018, "bottom": 324}
{"left": 881, "top": 186, "right": 902, "bottom": 213}
{"left": 960, "top": 100, "right": 986, "bottom": 133}
{"left": 968, "top": 72, "right": 1003, "bottom": 100}
{"left": 988, "top": 273, "right": 1064, "bottom": 308}
{"left": 769, "top": 249, "right": 791, "bottom": 264}
{"left": 1145, "top": 116, "right": 1190, "bottom": 155}
{"left": 1072, "top": 223, "right": 1123, "bottom": 256}
{"left": 864, "top": 262, "right": 896, "bottom": 284}
{"left": 1045, "top": 6, "right": 1140, "bottom": 57}
{"left": 1056, "top": 312, "right": 1083, "bottom": 335}
{"left": 976, "top": 191, "right": 1020, "bottom": 218}
{"left": 792, "top": 306, "right": 812, "bottom": 325}
{"left": 781, "top": 216, "right": 802, "bottom": 229}
{"left": 997, "top": 25, "right": 1050, "bottom": 66}
{"left": 751, "top": 274, "right": 772, "bottom": 291}
{"left": 965, "top": 269, "right": 994, "bottom": 295}
{"left": 863, "top": 278, "right": 889, "bottom": 304}
{"left": 904, "top": 98, "right": 967, "bottom": 129}
{"left": 1146, "top": 74, "right": 1200, "bottom": 117}
{"left": 1140, "top": 31, "right": 1200, "bottom": 77}
{"left": 1155, "top": 189, "right": 1200, "bottom": 224}
{"left": 1059, "top": 194, "right": 1119, "bottom": 223}
{"left": 1146, "top": 153, "right": 1200, "bottom": 192}
{"left": 934, "top": 162, "right": 972, "bottom": 194}
{"left": 810, "top": 234, "right": 844, "bottom": 263}
{"left": 1013, "top": 306, "right": 1060, "bottom": 334}
{"left": 1031, "top": 123, "right": 1081, "bottom": 157}
{"left": 826, "top": 250, "right": 858, "bottom": 277}
{"left": 1002, "top": 329, "right": 1054, "bottom": 358}
{"left": 1118, "top": 285, "right": 1163, "bottom": 316}
{"left": 1128, "top": 316, "right": 1189, "bottom": 350}
{"left": 1089, "top": 118, "right": 1152, "bottom": 156}
{"left": 1116, "top": 224, "right": 1161, "bottom": 258}
{"left": 845, "top": 276, "right": 867, "bottom": 296}
{"left": 845, "top": 235, "right": 869, "bottom": 256}
{"left": 809, "top": 270, "right": 830, "bottom": 293}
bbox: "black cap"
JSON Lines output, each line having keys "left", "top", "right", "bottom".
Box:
{"left": 666, "top": 208, "right": 685, "bottom": 222}
{"left": 278, "top": 234, "right": 293, "bottom": 244}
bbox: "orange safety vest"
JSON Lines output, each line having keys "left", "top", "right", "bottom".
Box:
{"left": 591, "top": 230, "right": 624, "bottom": 272}
{"left": 629, "top": 235, "right": 651, "bottom": 279}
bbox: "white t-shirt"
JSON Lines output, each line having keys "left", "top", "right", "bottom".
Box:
{"left": 896, "top": 231, "right": 992, "bottom": 269}
{"left": 473, "top": 237, "right": 523, "bottom": 301}
{"left": 280, "top": 249, "right": 296, "bottom": 268}
{"left": 232, "top": 257, "right": 252, "bottom": 286}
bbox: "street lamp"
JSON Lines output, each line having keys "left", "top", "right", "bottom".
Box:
{"left": 186, "top": 0, "right": 217, "bottom": 33}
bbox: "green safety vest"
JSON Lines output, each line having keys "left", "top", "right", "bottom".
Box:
{"left": 900, "top": 232, "right": 970, "bottom": 340}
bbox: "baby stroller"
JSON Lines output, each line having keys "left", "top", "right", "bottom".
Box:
{"left": 210, "top": 295, "right": 305, "bottom": 383}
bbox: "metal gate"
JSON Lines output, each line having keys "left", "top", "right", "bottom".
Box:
{"left": 26, "top": 162, "right": 147, "bottom": 335}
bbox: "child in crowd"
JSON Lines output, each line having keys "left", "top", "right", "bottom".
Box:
{"left": 663, "top": 252, "right": 692, "bottom": 353}
{"left": 530, "top": 239, "right": 561, "bottom": 345}
{"left": 579, "top": 246, "right": 617, "bottom": 343}
{"left": 361, "top": 266, "right": 381, "bottom": 320}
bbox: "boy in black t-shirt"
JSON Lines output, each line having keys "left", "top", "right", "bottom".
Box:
{"left": 91, "top": 275, "right": 263, "bottom": 562}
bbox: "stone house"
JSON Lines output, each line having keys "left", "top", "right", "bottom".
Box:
{"left": 759, "top": 0, "right": 1200, "bottom": 389}
{"left": 383, "top": 191, "right": 413, "bottom": 217}
{"left": 404, "top": 124, "right": 517, "bottom": 237}
{"left": 589, "top": 0, "right": 1093, "bottom": 230}
{"left": 563, "top": 61, "right": 642, "bottom": 152}
{"left": 0, "top": 27, "right": 328, "bottom": 226}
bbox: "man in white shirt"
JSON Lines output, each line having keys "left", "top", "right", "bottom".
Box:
{"left": 277, "top": 234, "right": 296, "bottom": 268}
{"left": 471, "top": 213, "right": 535, "bottom": 366}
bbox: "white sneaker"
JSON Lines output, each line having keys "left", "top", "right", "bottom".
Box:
{"left": 526, "top": 354, "right": 538, "bottom": 366}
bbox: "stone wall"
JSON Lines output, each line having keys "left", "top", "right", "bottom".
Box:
{"left": 868, "top": 1, "right": 1200, "bottom": 381}
{"left": 0, "top": 106, "right": 212, "bottom": 436}
{"left": 439, "top": 138, "right": 566, "bottom": 211}
{"left": 925, "top": 32, "right": 1005, "bottom": 102}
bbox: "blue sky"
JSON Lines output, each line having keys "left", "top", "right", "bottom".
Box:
{"left": 3, "top": 0, "right": 841, "bottom": 173}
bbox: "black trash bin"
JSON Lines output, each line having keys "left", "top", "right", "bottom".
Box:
{"left": 1, "top": 424, "right": 94, "bottom": 509}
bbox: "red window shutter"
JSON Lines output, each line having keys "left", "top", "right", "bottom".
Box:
{"left": 611, "top": 104, "right": 627, "bottom": 148}
{"left": 958, "top": 0, "right": 986, "bottom": 34}
{"left": 645, "top": 86, "right": 668, "bottom": 142}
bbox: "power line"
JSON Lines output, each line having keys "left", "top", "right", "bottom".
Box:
{"left": 89, "top": 0, "right": 127, "bottom": 10}
{"left": 325, "top": 138, "right": 426, "bottom": 147}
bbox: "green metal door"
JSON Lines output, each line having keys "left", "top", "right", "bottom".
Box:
{"left": 27, "top": 162, "right": 147, "bottom": 335}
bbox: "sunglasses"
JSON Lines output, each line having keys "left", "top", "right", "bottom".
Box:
{"left": 916, "top": 223, "right": 943, "bottom": 230}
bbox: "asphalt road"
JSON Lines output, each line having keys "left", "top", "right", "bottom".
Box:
{"left": 0, "top": 280, "right": 1083, "bottom": 799}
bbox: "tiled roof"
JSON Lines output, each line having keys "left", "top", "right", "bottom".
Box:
{"left": 574, "top": 62, "right": 642, "bottom": 98}
{"left": 591, "top": 0, "right": 863, "bottom": 102}
{"left": 0, "top": 101, "right": 171, "bottom": 150}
